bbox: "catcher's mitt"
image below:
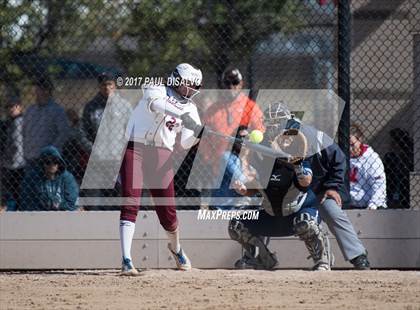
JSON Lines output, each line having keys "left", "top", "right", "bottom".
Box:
{"left": 270, "top": 128, "right": 308, "bottom": 163}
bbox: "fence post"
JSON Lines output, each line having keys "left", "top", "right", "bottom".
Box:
{"left": 337, "top": 0, "right": 351, "bottom": 193}
{"left": 411, "top": 33, "right": 420, "bottom": 209}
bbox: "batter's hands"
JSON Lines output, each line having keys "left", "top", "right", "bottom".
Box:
{"left": 238, "top": 129, "right": 249, "bottom": 137}
{"left": 180, "top": 113, "right": 203, "bottom": 137}
{"left": 321, "top": 189, "right": 342, "bottom": 207}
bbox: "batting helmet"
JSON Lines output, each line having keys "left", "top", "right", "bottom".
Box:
{"left": 169, "top": 63, "right": 202, "bottom": 99}
{"left": 170, "top": 63, "right": 202, "bottom": 87}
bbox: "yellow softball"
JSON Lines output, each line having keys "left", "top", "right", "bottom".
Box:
{"left": 249, "top": 129, "right": 264, "bottom": 144}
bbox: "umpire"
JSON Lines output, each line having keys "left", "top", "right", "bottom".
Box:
{"left": 272, "top": 102, "right": 370, "bottom": 270}
{"left": 311, "top": 136, "right": 370, "bottom": 269}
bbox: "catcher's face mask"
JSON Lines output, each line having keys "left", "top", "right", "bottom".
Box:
{"left": 265, "top": 119, "right": 289, "bottom": 142}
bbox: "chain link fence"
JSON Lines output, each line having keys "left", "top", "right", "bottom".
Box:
{"left": 0, "top": 0, "right": 418, "bottom": 211}
{"left": 349, "top": 0, "right": 419, "bottom": 209}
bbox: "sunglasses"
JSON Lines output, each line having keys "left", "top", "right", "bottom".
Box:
{"left": 223, "top": 79, "right": 241, "bottom": 87}
{"left": 43, "top": 158, "right": 59, "bottom": 165}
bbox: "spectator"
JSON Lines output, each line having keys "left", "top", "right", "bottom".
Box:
{"left": 20, "top": 146, "right": 79, "bottom": 211}
{"left": 384, "top": 128, "right": 413, "bottom": 208}
{"left": 62, "top": 109, "right": 89, "bottom": 183}
{"left": 349, "top": 124, "right": 387, "bottom": 209}
{"left": 202, "top": 67, "right": 265, "bottom": 176}
{"left": 1, "top": 96, "right": 26, "bottom": 211}
{"left": 198, "top": 67, "right": 264, "bottom": 204}
{"left": 23, "top": 76, "right": 70, "bottom": 162}
{"left": 80, "top": 72, "right": 117, "bottom": 153}
{"left": 79, "top": 72, "right": 133, "bottom": 210}
{"left": 211, "top": 129, "right": 257, "bottom": 209}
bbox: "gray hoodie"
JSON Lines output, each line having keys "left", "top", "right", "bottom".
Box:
{"left": 23, "top": 99, "right": 70, "bottom": 161}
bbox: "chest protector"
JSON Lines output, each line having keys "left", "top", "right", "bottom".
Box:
{"left": 261, "top": 164, "right": 307, "bottom": 217}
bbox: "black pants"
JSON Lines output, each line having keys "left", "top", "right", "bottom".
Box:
{"left": 1, "top": 167, "right": 24, "bottom": 209}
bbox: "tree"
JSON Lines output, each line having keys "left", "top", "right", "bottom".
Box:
{"left": 0, "top": 0, "right": 304, "bottom": 97}
{"left": 117, "top": 0, "right": 303, "bottom": 81}
{"left": 0, "top": 0, "right": 130, "bottom": 95}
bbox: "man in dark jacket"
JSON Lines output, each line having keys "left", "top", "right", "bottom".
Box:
{"left": 310, "top": 142, "right": 370, "bottom": 269}
{"left": 1, "top": 96, "right": 26, "bottom": 211}
{"left": 79, "top": 72, "right": 132, "bottom": 210}
{"left": 80, "top": 72, "right": 116, "bottom": 153}
{"left": 270, "top": 102, "right": 370, "bottom": 270}
{"left": 20, "top": 146, "right": 79, "bottom": 211}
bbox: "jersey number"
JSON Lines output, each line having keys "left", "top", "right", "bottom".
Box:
{"left": 165, "top": 117, "right": 177, "bottom": 131}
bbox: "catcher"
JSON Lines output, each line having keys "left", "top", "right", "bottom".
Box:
{"left": 228, "top": 102, "right": 333, "bottom": 271}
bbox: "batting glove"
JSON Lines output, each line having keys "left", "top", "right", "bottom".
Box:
{"left": 180, "top": 113, "right": 204, "bottom": 138}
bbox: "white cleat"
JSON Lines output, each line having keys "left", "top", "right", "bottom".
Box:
{"left": 120, "top": 258, "right": 140, "bottom": 276}
{"left": 168, "top": 244, "right": 192, "bottom": 271}
{"left": 312, "top": 261, "right": 331, "bottom": 271}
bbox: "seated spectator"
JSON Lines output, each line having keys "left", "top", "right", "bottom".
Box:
{"left": 349, "top": 124, "right": 387, "bottom": 209}
{"left": 384, "top": 128, "right": 413, "bottom": 208}
{"left": 198, "top": 67, "right": 264, "bottom": 208}
{"left": 20, "top": 146, "right": 79, "bottom": 211}
{"left": 211, "top": 129, "right": 257, "bottom": 210}
{"left": 202, "top": 67, "right": 265, "bottom": 177}
{"left": 1, "top": 95, "right": 26, "bottom": 211}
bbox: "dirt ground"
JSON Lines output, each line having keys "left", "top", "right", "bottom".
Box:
{"left": 0, "top": 269, "right": 419, "bottom": 310}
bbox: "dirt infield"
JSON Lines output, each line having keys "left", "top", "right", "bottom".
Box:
{"left": 1, "top": 269, "right": 419, "bottom": 309}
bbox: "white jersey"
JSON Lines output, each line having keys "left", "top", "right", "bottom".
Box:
{"left": 350, "top": 145, "right": 387, "bottom": 209}
{"left": 126, "top": 85, "right": 201, "bottom": 151}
